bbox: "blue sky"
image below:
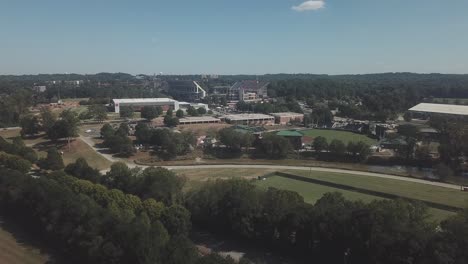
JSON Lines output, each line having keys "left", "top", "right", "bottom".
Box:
{"left": 1, "top": 0, "right": 468, "bottom": 75}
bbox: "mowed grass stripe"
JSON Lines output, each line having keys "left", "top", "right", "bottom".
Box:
{"left": 256, "top": 176, "right": 456, "bottom": 222}
{"left": 283, "top": 170, "right": 468, "bottom": 209}
{"left": 301, "top": 129, "right": 377, "bottom": 145}
{"left": 256, "top": 176, "right": 380, "bottom": 203}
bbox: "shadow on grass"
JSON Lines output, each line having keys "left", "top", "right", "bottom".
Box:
{"left": 32, "top": 140, "right": 67, "bottom": 152}
{"left": 0, "top": 213, "right": 71, "bottom": 264}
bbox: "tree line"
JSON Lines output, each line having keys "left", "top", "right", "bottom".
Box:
{"left": 134, "top": 123, "right": 196, "bottom": 160}
{"left": 0, "top": 159, "right": 256, "bottom": 264}
{"left": 187, "top": 178, "right": 468, "bottom": 264}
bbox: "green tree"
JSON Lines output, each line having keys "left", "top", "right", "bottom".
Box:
{"left": 48, "top": 110, "right": 79, "bottom": 148}
{"left": 355, "top": 141, "right": 371, "bottom": 161}
{"left": 40, "top": 107, "right": 56, "bottom": 132}
{"left": 38, "top": 147, "right": 64, "bottom": 170}
{"left": 329, "top": 139, "right": 346, "bottom": 156}
{"left": 87, "top": 104, "right": 108, "bottom": 122}
{"left": 135, "top": 123, "right": 152, "bottom": 144}
{"left": 0, "top": 152, "right": 32, "bottom": 173}
{"left": 197, "top": 107, "right": 206, "bottom": 115}
{"left": 103, "top": 134, "right": 135, "bottom": 156}
{"left": 116, "top": 123, "right": 130, "bottom": 137}
{"left": 20, "top": 115, "right": 40, "bottom": 137}
{"left": 65, "top": 157, "right": 101, "bottom": 183}
{"left": 135, "top": 167, "right": 186, "bottom": 205}
{"left": 100, "top": 123, "right": 115, "bottom": 139}
{"left": 166, "top": 109, "right": 173, "bottom": 117}
{"left": 258, "top": 133, "right": 291, "bottom": 159}
{"left": 186, "top": 106, "right": 199, "bottom": 116}
{"left": 161, "top": 205, "right": 192, "bottom": 236}
{"left": 120, "top": 106, "right": 134, "bottom": 118}
{"left": 102, "top": 162, "right": 136, "bottom": 192}
{"left": 313, "top": 136, "right": 328, "bottom": 153}
{"left": 141, "top": 106, "right": 160, "bottom": 121}
{"left": 218, "top": 128, "right": 254, "bottom": 152}
{"left": 164, "top": 116, "right": 179, "bottom": 127}
{"left": 176, "top": 109, "right": 184, "bottom": 118}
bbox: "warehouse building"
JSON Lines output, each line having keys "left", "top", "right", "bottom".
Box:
{"left": 179, "top": 116, "right": 221, "bottom": 125}
{"left": 113, "top": 98, "right": 179, "bottom": 113}
{"left": 222, "top": 113, "right": 274, "bottom": 125}
{"left": 409, "top": 103, "right": 468, "bottom": 117}
{"left": 271, "top": 112, "right": 305, "bottom": 125}
{"left": 178, "top": 102, "right": 209, "bottom": 111}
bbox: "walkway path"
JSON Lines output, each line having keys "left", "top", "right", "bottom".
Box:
{"left": 80, "top": 135, "right": 461, "bottom": 190}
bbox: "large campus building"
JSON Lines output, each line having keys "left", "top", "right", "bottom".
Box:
{"left": 271, "top": 112, "right": 305, "bottom": 125}
{"left": 112, "top": 98, "right": 180, "bottom": 113}
{"left": 167, "top": 81, "right": 207, "bottom": 101}
{"left": 222, "top": 113, "right": 275, "bottom": 125}
{"left": 409, "top": 103, "right": 468, "bottom": 117}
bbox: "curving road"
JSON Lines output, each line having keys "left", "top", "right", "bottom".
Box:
{"left": 80, "top": 135, "right": 462, "bottom": 190}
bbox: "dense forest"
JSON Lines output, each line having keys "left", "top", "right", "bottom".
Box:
{"left": 188, "top": 178, "right": 468, "bottom": 264}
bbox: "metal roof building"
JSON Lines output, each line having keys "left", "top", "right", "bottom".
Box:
{"left": 179, "top": 116, "right": 221, "bottom": 125}
{"left": 222, "top": 113, "right": 274, "bottom": 125}
{"left": 112, "top": 98, "right": 179, "bottom": 113}
{"left": 409, "top": 103, "right": 468, "bottom": 116}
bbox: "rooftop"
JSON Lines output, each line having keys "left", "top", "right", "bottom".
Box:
{"left": 271, "top": 112, "right": 304, "bottom": 117}
{"left": 113, "top": 98, "right": 177, "bottom": 104}
{"left": 179, "top": 116, "right": 220, "bottom": 123}
{"left": 409, "top": 103, "right": 468, "bottom": 116}
{"left": 222, "top": 113, "right": 274, "bottom": 121}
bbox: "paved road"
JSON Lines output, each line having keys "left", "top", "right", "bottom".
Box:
{"left": 80, "top": 135, "right": 462, "bottom": 190}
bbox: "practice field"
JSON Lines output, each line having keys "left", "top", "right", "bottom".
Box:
{"left": 256, "top": 175, "right": 456, "bottom": 222}
{"left": 284, "top": 170, "right": 468, "bottom": 209}
{"left": 256, "top": 175, "right": 379, "bottom": 203}
{"left": 301, "top": 129, "right": 377, "bottom": 145}
{"left": 0, "top": 217, "right": 50, "bottom": 264}
{"left": 176, "top": 168, "right": 276, "bottom": 191}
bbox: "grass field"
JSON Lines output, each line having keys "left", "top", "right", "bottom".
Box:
{"left": 256, "top": 175, "right": 456, "bottom": 222}
{"left": 176, "top": 168, "right": 276, "bottom": 191}
{"left": 257, "top": 175, "right": 379, "bottom": 203}
{"left": 0, "top": 217, "right": 49, "bottom": 264}
{"left": 284, "top": 170, "right": 468, "bottom": 209}
{"left": 0, "top": 128, "right": 112, "bottom": 170}
{"left": 61, "top": 138, "right": 112, "bottom": 170}
{"left": 301, "top": 129, "right": 377, "bottom": 145}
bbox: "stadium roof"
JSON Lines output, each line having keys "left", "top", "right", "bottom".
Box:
{"left": 113, "top": 98, "right": 177, "bottom": 104}
{"left": 409, "top": 103, "right": 468, "bottom": 116}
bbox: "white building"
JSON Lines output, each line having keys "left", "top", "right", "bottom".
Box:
{"left": 112, "top": 98, "right": 180, "bottom": 113}
{"left": 409, "top": 103, "right": 468, "bottom": 116}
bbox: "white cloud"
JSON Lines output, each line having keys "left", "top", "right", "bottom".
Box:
{"left": 292, "top": 0, "right": 325, "bottom": 12}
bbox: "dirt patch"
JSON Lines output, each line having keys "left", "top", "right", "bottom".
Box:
{"left": 178, "top": 123, "right": 231, "bottom": 137}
